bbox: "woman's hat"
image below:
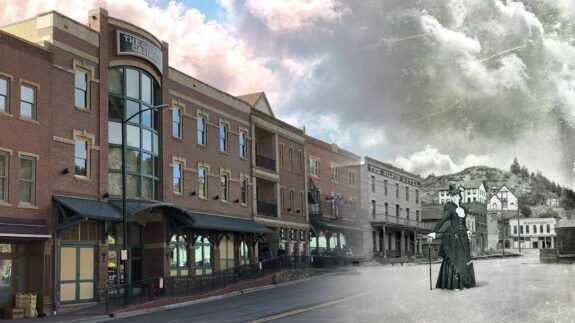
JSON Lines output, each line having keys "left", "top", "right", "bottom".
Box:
{"left": 448, "top": 183, "right": 460, "bottom": 196}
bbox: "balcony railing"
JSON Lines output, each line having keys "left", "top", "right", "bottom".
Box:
{"left": 257, "top": 201, "right": 277, "bottom": 217}
{"left": 309, "top": 201, "right": 356, "bottom": 219}
{"left": 371, "top": 214, "right": 433, "bottom": 230}
{"left": 256, "top": 155, "right": 276, "bottom": 171}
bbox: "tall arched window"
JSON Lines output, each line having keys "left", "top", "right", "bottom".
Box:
{"left": 169, "top": 234, "right": 188, "bottom": 276}
{"left": 108, "top": 67, "right": 160, "bottom": 200}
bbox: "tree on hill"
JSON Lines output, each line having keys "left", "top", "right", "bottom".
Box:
{"left": 520, "top": 166, "right": 529, "bottom": 178}
{"left": 510, "top": 158, "right": 521, "bottom": 175}
{"left": 519, "top": 205, "right": 532, "bottom": 217}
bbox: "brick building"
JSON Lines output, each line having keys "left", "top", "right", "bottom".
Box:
{"left": 0, "top": 8, "right": 312, "bottom": 317}
{"left": 305, "top": 136, "right": 368, "bottom": 257}
{"left": 238, "top": 92, "right": 309, "bottom": 258}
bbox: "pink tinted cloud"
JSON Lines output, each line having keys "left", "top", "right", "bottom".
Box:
{"left": 0, "top": 0, "right": 280, "bottom": 99}
{"left": 244, "top": 0, "right": 348, "bottom": 33}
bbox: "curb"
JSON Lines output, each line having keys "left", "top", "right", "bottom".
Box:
{"left": 87, "top": 270, "right": 340, "bottom": 322}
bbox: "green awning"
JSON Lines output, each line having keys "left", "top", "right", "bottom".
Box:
{"left": 189, "top": 212, "right": 273, "bottom": 234}
{"left": 311, "top": 219, "right": 370, "bottom": 233}
{"left": 53, "top": 195, "right": 122, "bottom": 220}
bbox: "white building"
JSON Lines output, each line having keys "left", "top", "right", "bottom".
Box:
{"left": 507, "top": 218, "right": 556, "bottom": 249}
{"left": 438, "top": 180, "right": 487, "bottom": 204}
{"left": 488, "top": 185, "right": 518, "bottom": 211}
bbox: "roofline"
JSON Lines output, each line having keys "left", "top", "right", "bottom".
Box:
{"left": 305, "top": 135, "right": 361, "bottom": 160}
{"left": 363, "top": 156, "right": 422, "bottom": 181}
{"left": 252, "top": 108, "right": 305, "bottom": 135}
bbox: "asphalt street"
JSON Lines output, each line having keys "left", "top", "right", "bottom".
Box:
{"left": 114, "top": 250, "right": 575, "bottom": 323}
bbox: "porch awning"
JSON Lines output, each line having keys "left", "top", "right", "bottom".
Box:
{"left": 311, "top": 219, "right": 370, "bottom": 233}
{"left": 53, "top": 195, "right": 122, "bottom": 220}
{"left": 0, "top": 217, "right": 50, "bottom": 239}
{"left": 189, "top": 212, "right": 273, "bottom": 234}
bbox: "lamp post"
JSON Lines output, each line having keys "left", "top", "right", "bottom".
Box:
{"left": 121, "top": 103, "right": 169, "bottom": 305}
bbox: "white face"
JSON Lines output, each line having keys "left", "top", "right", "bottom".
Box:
{"left": 451, "top": 194, "right": 461, "bottom": 204}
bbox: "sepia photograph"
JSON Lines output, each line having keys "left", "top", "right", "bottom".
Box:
{"left": 0, "top": 0, "right": 573, "bottom": 322}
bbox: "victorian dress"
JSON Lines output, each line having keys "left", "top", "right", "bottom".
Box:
{"left": 432, "top": 202, "right": 476, "bottom": 289}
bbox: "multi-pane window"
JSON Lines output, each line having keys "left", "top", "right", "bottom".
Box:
{"left": 416, "top": 190, "right": 419, "bottom": 204}
{"left": 348, "top": 171, "right": 356, "bottom": 187}
{"left": 219, "top": 235, "right": 235, "bottom": 270}
{"left": 74, "top": 69, "right": 88, "bottom": 109}
{"left": 289, "top": 189, "right": 294, "bottom": 211}
{"left": 289, "top": 147, "right": 294, "bottom": 170}
{"left": 406, "top": 208, "right": 410, "bottom": 220}
{"left": 520, "top": 225, "right": 523, "bottom": 234}
{"left": 540, "top": 225, "right": 543, "bottom": 233}
{"left": 534, "top": 225, "right": 537, "bottom": 234}
{"left": 385, "top": 203, "right": 389, "bottom": 215}
{"left": 197, "top": 114, "right": 206, "bottom": 145}
{"left": 280, "top": 187, "right": 285, "bottom": 210}
{"left": 20, "top": 84, "right": 36, "bottom": 119}
{"left": 239, "top": 130, "right": 247, "bottom": 158}
{"left": 220, "top": 173, "right": 229, "bottom": 202}
{"left": 173, "top": 162, "right": 183, "bottom": 194}
{"left": 396, "top": 183, "right": 399, "bottom": 198}
{"left": 108, "top": 67, "right": 159, "bottom": 200}
{"left": 19, "top": 156, "right": 35, "bottom": 204}
{"left": 300, "top": 191, "right": 304, "bottom": 214}
{"left": 74, "top": 138, "right": 89, "bottom": 177}
{"left": 0, "top": 77, "right": 8, "bottom": 113}
{"left": 298, "top": 151, "right": 303, "bottom": 173}
{"left": 172, "top": 106, "right": 182, "bottom": 138}
{"left": 331, "top": 165, "right": 339, "bottom": 182}
{"left": 416, "top": 210, "right": 420, "bottom": 221}
{"left": 198, "top": 167, "right": 207, "bottom": 198}
{"left": 406, "top": 186, "right": 409, "bottom": 201}
{"left": 240, "top": 241, "right": 249, "bottom": 265}
{"left": 371, "top": 176, "right": 375, "bottom": 192}
{"left": 0, "top": 153, "right": 7, "bottom": 202}
{"left": 526, "top": 225, "right": 530, "bottom": 234}
{"left": 169, "top": 234, "right": 188, "bottom": 276}
{"left": 547, "top": 224, "right": 550, "bottom": 233}
{"left": 194, "top": 236, "right": 211, "bottom": 275}
{"left": 395, "top": 204, "right": 399, "bottom": 217}
{"left": 371, "top": 200, "right": 376, "bottom": 218}
{"left": 384, "top": 180, "right": 388, "bottom": 195}
{"left": 240, "top": 177, "right": 248, "bottom": 205}
{"left": 219, "top": 123, "right": 228, "bottom": 152}
{"left": 310, "top": 158, "right": 319, "bottom": 177}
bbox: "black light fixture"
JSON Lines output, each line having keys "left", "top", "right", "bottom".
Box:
{"left": 234, "top": 199, "right": 240, "bottom": 203}
{"left": 214, "top": 195, "right": 220, "bottom": 200}
{"left": 190, "top": 191, "right": 196, "bottom": 196}
{"left": 296, "top": 210, "right": 301, "bottom": 214}
{"left": 102, "top": 192, "right": 110, "bottom": 199}
{"left": 61, "top": 168, "right": 69, "bottom": 175}
{"left": 287, "top": 208, "right": 292, "bottom": 212}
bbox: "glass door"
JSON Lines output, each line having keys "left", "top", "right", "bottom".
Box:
{"left": 0, "top": 244, "right": 14, "bottom": 307}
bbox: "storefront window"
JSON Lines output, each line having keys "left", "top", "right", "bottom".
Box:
{"left": 195, "top": 236, "right": 211, "bottom": 275}
{"left": 170, "top": 235, "right": 188, "bottom": 276}
{"left": 108, "top": 67, "right": 160, "bottom": 200}
{"left": 240, "top": 241, "right": 249, "bottom": 265}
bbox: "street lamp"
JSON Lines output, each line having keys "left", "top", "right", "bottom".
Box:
{"left": 121, "top": 103, "right": 169, "bottom": 304}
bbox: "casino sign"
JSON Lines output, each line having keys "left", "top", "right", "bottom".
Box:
{"left": 117, "top": 31, "right": 163, "bottom": 73}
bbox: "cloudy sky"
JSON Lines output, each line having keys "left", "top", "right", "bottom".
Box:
{"left": 2, "top": 0, "right": 574, "bottom": 187}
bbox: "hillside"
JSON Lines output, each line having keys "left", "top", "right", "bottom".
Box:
{"left": 421, "top": 163, "right": 575, "bottom": 213}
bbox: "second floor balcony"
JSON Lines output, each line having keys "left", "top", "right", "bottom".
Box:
{"left": 256, "top": 154, "right": 276, "bottom": 171}
{"left": 371, "top": 213, "right": 432, "bottom": 231}
{"left": 257, "top": 201, "right": 277, "bottom": 217}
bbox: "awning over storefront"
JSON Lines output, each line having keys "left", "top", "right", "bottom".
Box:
{"left": 0, "top": 217, "right": 50, "bottom": 239}
{"left": 189, "top": 212, "right": 273, "bottom": 234}
{"left": 53, "top": 195, "right": 193, "bottom": 230}
{"left": 310, "top": 219, "right": 370, "bottom": 233}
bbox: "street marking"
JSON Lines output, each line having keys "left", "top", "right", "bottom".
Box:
{"left": 250, "top": 292, "right": 369, "bottom": 322}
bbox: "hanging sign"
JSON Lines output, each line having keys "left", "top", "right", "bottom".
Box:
{"left": 117, "top": 31, "right": 163, "bottom": 73}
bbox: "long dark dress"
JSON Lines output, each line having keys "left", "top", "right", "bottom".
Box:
{"left": 432, "top": 202, "right": 476, "bottom": 289}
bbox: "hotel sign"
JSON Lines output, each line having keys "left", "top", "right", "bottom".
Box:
{"left": 117, "top": 31, "right": 163, "bottom": 73}
{"left": 367, "top": 164, "right": 420, "bottom": 187}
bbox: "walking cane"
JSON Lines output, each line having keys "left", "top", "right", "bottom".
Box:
{"left": 427, "top": 237, "right": 432, "bottom": 290}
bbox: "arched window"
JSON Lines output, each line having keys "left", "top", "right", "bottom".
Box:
{"left": 108, "top": 67, "right": 160, "bottom": 200}
{"left": 195, "top": 235, "right": 211, "bottom": 275}
{"left": 240, "top": 241, "right": 249, "bottom": 265}
{"left": 219, "top": 235, "right": 235, "bottom": 270}
{"left": 169, "top": 234, "right": 188, "bottom": 276}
